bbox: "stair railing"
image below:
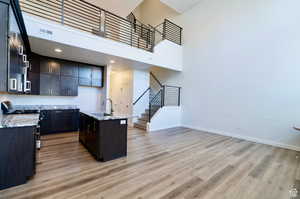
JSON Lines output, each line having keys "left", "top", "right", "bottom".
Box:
{"left": 133, "top": 72, "right": 181, "bottom": 122}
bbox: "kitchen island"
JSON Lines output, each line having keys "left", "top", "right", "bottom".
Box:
{"left": 0, "top": 113, "right": 39, "bottom": 190}
{"left": 79, "top": 112, "right": 128, "bottom": 162}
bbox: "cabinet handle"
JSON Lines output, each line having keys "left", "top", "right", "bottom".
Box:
{"left": 23, "top": 55, "right": 27, "bottom": 63}
{"left": 10, "top": 79, "right": 17, "bottom": 90}
{"left": 18, "top": 45, "right": 23, "bottom": 55}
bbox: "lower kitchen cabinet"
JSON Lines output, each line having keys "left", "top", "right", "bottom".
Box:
{"left": 0, "top": 126, "right": 36, "bottom": 190}
{"left": 40, "top": 109, "right": 79, "bottom": 135}
{"left": 79, "top": 113, "right": 127, "bottom": 162}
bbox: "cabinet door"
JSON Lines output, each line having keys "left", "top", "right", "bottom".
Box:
{"left": 50, "top": 75, "right": 60, "bottom": 96}
{"left": 40, "top": 74, "right": 60, "bottom": 96}
{"left": 79, "top": 66, "right": 92, "bottom": 86}
{"left": 61, "top": 61, "right": 78, "bottom": 77}
{"left": 60, "top": 76, "right": 78, "bottom": 96}
{"left": 79, "top": 113, "right": 87, "bottom": 144}
{"left": 0, "top": 3, "right": 8, "bottom": 92}
{"left": 40, "top": 58, "right": 60, "bottom": 75}
{"left": 27, "top": 72, "right": 40, "bottom": 95}
{"left": 100, "top": 120, "right": 128, "bottom": 161}
{"left": 40, "top": 110, "right": 52, "bottom": 135}
{"left": 91, "top": 67, "right": 103, "bottom": 88}
{"left": 79, "top": 66, "right": 92, "bottom": 79}
{"left": 51, "top": 110, "right": 79, "bottom": 133}
{"left": 39, "top": 74, "right": 51, "bottom": 95}
{"left": 28, "top": 53, "right": 40, "bottom": 73}
{"left": 0, "top": 127, "right": 35, "bottom": 190}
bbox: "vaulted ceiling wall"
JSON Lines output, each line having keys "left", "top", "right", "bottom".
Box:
{"left": 160, "top": 0, "right": 202, "bottom": 13}
{"left": 85, "top": 0, "right": 144, "bottom": 17}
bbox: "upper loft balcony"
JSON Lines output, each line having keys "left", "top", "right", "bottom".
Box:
{"left": 19, "top": 0, "right": 183, "bottom": 71}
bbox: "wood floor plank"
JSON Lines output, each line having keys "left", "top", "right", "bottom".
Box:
{"left": 0, "top": 127, "right": 299, "bottom": 199}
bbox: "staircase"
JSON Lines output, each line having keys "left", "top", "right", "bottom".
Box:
{"left": 134, "top": 109, "right": 149, "bottom": 130}
{"left": 133, "top": 72, "right": 181, "bottom": 131}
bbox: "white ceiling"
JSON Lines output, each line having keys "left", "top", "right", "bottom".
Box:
{"left": 160, "top": 0, "right": 202, "bottom": 13}
{"left": 84, "top": 0, "right": 144, "bottom": 18}
{"left": 29, "top": 36, "right": 151, "bottom": 70}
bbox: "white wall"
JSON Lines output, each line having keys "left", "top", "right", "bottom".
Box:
{"left": 132, "top": 68, "right": 150, "bottom": 122}
{"left": 180, "top": 0, "right": 300, "bottom": 151}
{"left": 0, "top": 86, "right": 105, "bottom": 112}
{"left": 109, "top": 68, "right": 134, "bottom": 125}
{"left": 149, "top": 106, "right": 182, "bottom": 131}
{"left": 133, "top": 0, "right": 179, "bottom": 26}
{"left": 151, "top": 66, "right": 183, "bottom": 87}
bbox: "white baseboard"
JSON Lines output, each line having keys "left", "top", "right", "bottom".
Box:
{"left": 149, "top": 125, "right": 181, "bottom": 132}
{"left": 182, "top": 125, "right": 300, "bottom": 152}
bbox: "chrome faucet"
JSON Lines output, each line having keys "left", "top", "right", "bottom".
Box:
{"left": 106, "top": 98, "right": 114, "bottom": 115}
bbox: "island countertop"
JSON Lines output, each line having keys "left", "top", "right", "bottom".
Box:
{"left": 80, "top": 111, "right": 131, "bottom": 121}
{"left": 0, "top": 114, "right": 40, "bottom": 129}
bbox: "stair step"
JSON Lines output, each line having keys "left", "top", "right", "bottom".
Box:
{"left": 138, "top": 118, "right": 148, "bottom": 125}
{"left": 134, "top": 122, "right": 147, "bottom": 130}
{"left": 142, "top": 113, "right": 150, "bottom": 118}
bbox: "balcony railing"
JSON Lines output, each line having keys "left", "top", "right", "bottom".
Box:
{"left": 151, "top": 19, "right": 182, "bottom": 46}
{"left": 19, "top": 0, "right": 155, "bottom": 52}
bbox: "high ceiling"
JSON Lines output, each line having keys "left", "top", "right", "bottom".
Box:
{"left": 84, "top": 0, "right": 144, "bottom": 18}
{"left": 160, "top": 0, "right": 202, "bottom": 13}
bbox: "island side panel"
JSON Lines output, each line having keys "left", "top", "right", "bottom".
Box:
{"left": 100, "top": 119, "right": 128, "bottom": 162}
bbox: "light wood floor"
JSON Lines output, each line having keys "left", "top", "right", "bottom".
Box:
{"left": 1, "top": 127, "right": 300, "bottom": 199}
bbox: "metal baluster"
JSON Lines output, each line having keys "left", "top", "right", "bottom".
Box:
{"left": 61, "top": 0, "right": 65, "bottom": 25}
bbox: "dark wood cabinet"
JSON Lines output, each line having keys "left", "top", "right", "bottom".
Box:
{"left": 27, "top": 72, "right": 40, "bottom": 95}
{"left": 40, "top": 109, "right": 79, "bottom": 135}
{"left": 6, "top": 52, "right": 105, "bottom": 96}
{"left": 79, "top": 113, "right": 127, "bottom": 162}
{"left": 40, "top": 58, "right": 61, "bottom": 75}
{"left": 61, "top": 61, "right": 78, "bottom": 77}
{"left": 40, "top": 110, "right": 52, "bottom": 134}
{"left": 91, "top": 67, "right": 103, "bottom": 87}
{"left": 40, "top": 74, "right": 60, "bottom": 96}
{"left": 28, "top": 53, "right": 40, "bottom": 73}
{"left": 79, "top": 66, "right": 92, "bottom": 86}
{"left": 0, "top": 2, "right": 8, "bottom": 92}
{"left": 0, "top": 126, "right": 36, "bottom": 190}
{"left": 60, "top": 76, "right": 78, "bottom": 96}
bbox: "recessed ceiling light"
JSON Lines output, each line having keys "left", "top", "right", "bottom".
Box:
{"left": 110, "top": 60, "right": 115, "bottom": 64}
{"left": 54, "top": 48, "right": 62, "bottom": 53}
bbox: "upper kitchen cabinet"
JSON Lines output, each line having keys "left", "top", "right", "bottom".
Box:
{"left": 60, "top": 76, "right": 78, "bottom": 96}
{"left": 79, "top": 65, "right": 104, "bottom": 88}
{"left": 0, "top": 2, "right": 8, "bottom": 92}
{"left": 40, "top": 57, "right": 61, "bottom": 75}
{"left": 1, "top": 0, "right": 32, "bottom": 94}
{"left": 91, "top": 67, "right": 104, "bottom": 88}
{"left": 79, "top": 65, "right": 92, "bottom": 87}
{"left": 28, "top": 53, "right": 40, "bottom": 73}
{"left": 40, "top": 73, "right": 60, "bottom": 96}
{"left": 61, "top": 61, "right": 78, "bottom": 77}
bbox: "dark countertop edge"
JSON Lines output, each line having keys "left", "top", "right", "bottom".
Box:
{"left": 80, "top": 111, "right": 129, "bottom": 121}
